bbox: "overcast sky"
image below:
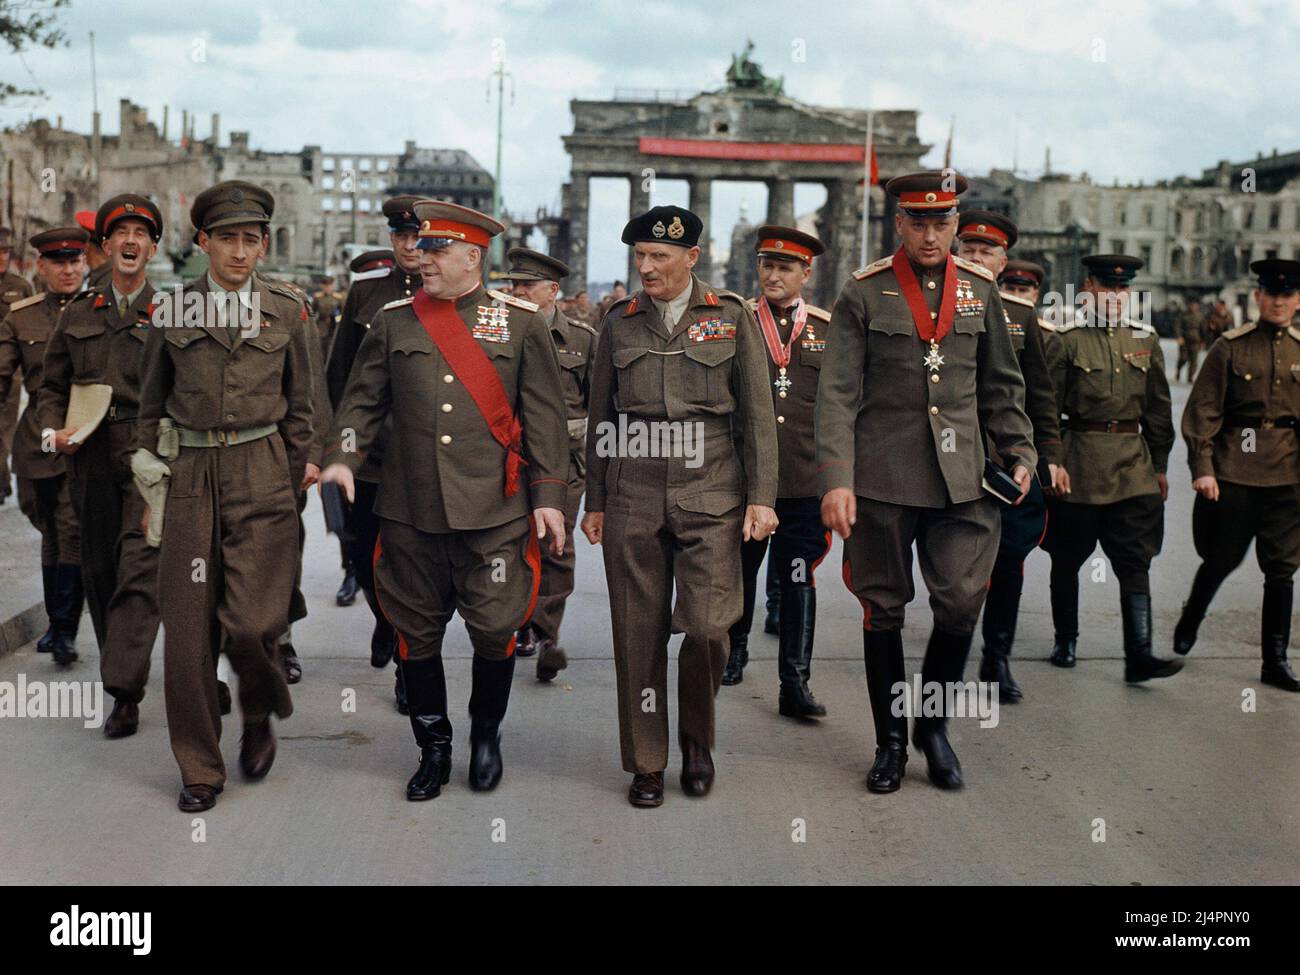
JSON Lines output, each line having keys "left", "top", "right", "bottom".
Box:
{"left": 4, "top": 0, "right": 1297, "bottom": 284}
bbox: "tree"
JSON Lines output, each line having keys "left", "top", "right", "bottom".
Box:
{"left": 1, "top": 0, "right": 71, "bottom": 104}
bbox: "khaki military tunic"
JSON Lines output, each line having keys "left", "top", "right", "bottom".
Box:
{"left": 815, "top": 255, "right": 1036, "bottom": 632}
{"left": 530, "top": 306, "right": 597, "bottom": 641}
{"left": 313, "top": 287, "right": 343, "bottom": 364}
{"left": 38, "top": 283, "right": 161, "bottom": 701}
{"left": 0, "top": 291, "right": 79, "bottom": 566}
{"left": 0, "top": 270, "right": 33, "bottom": 498}
{"left": 1049, "top": 311, "right": 1174, "bottom": 505}
{"left": 1182, "top": 320, "right": 1300, "bottom": 580}
{"left": 586, "top": 274, "right": 778, "bottom": 773}
{"left": 327, "top": 285, "right": 569, "bottom": 662}
{"left": 135, "top": 275, "right": 314, "bottom": 790}
{"left": 1183, "top": 321, "right": 1300, "bottom": 486}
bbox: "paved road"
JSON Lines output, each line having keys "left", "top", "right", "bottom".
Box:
{"left": 1, "top": 348, "right": 1297, "bottom": 884}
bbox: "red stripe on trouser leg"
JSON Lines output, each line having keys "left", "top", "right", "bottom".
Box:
{"left": 809, "top": 530, "right": 833, "bottom": 587}
{"left": 371, "top": 533, "right": 410, "bottom": 662}
{"left": 507, "top": 516, "right": 543, "bottom": 659}
{"left": 842, "top": 554, "right": 873, "bottom": 630}
{"left": 1037, "top": 505, "right": 1050, "bottom": 548}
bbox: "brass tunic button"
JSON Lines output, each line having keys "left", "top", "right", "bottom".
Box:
{"left": 927, "top": 281, "right": 936, "bottom": 290}
{"left": 778, "top": 391, "right": 787, "bottom": 399}
{"left": 439, "top": 434, "right": 452, "bottom": 444}
{"left": 1245, "top": 373, "right": 1253, "bottom": 380}
{"left": 930, "top": 311, "right": 938, "bottom": 319}
{"left": 443, "top": 374, "right": 454, "bottom": 383}
{"left": 1114, "top": 367, "right": 1120, "bottom": 373}
{"left": 441, "top": 403, "right": 453, "bottom": 412}
{"left": 780, "top": 318, "right": 788, "bottom": 326}
{"left": 929, "top": 406, "right": 939, "bottom": 415}
{"left": 931, "top": 373, "right": 940, "bottom": 383}
{"left": 777, "top": 415, "right": 785, "bottom": 424}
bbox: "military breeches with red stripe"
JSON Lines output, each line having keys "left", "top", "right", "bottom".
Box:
{"left": 842, "top": 495, "right": 1000, "bottom": 634}
{"left": 602, "top": 487, "right": 742, "bottom": 775}
{"left": 529, "top": 448, "right": 584, "bottom": 641}
{"left": 374, "top": 514, "right": 540, "bottom": 663}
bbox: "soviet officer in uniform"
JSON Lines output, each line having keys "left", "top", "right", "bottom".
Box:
{"left": 322, "top": 201, "right": 569, "bottom": 801}
{"left": 0, "top": 225, "right": 34, "bottom": 507}
{"left": 503, "top": 247, "right": 597, "bottom": 683}
{"left": 312, "top": 274, "right": 344, "bottom": 363}
{"left": 78, "top": 210, "right": 114, "bottom": 292}
{"left": 38, "top": 195, "right": 164, "bottom": 737}
{"left": 325, "top": 198, "right": 424, "bottom": 709}
{"left": 1173, "top": 298, "right": 1208, "bottom": 383}
{"left": 1175, "top": 259, "right": 1300, "bottom": 691}
{"left": 0, "top": 228, "right": 89, "bottom": 664}
{"left": 816, "top": 173, "right": 1036, "bottom": 793}
{"left": 1044, "top": 254, "right": 1181, "bottom": 682}
{"left": 134, "top": 181, "right": 315, "bottom": 812}
{"left": 955, "top": 211, "right": 1062, "bottom": 703}
{"left": 582, "top": 205, "right": 779, "bottom": 808}
{"left": 722, "top": 225, "right": 832, "bottom": 718}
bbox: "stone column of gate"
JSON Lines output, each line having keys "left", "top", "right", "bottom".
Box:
{"left": 567, "top": 173, "right": 590, "bottom": 293}
{"left": 688, "top": 176, "right": 713, "bottom": 283}
{"left": 766, "top": 177, "right": 795, "bottom": 227}
{"left": 627, "top": 175, "right": 651, "bottom": 289}
{"left": 825, "top": 179, "right": 861, "bottom": 297}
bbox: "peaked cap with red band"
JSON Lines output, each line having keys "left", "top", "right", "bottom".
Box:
{"left": 957, "top": 209, "right": 1017, "bottom": 249}
{"left": 31, "top": 226, "right": 90, "bottom": 258}
{"left": 885, "top": 170, "right": 969, "bottom": 216}
{"left": 96, "top": 194, "right": 164, "bottom": 243}
{"left": 413, "top": 199, "right": 504, "bottom": 251}
{"left": 754, "top": 224, "right": 825, "bottom": 265}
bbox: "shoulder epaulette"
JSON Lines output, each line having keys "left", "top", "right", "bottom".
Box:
{"left": 1224, "top": 322, "right": 1257, "bottom": 340}
{"left": 487, "top": 289, "right": 538, "bottom": 313}
{"left": 1054, "top": 311, "right": 1083, "bottom": 333}
{"left": 712, "top": 288, "right": 745, "bottom": 305}
{"left": 805, "top": 304, "right": 831, "bottom": 323}
{"left": 352, "top": 266, "right": 392, "bottom": 283}
{"left": 7, "top": 293, "right": 44, "bottom": 312}
{"left": 746, "top": 298, "right": 758, "bottom": 309}
{"left": 852, "top": 257, "right": 892, "bottom": 280}
{"left": 1036, "top": 316, "right": 1057, "bottom": 333}
{"left": 1124, "top": 319, "right": 1156, "bottom": 334}
{"left": 1287, "top": 325, "right": 1300, "bottom": 343}
{"left": 381, "top": 297, "right": 414, "bottom": 311}
{"left": 570, "top": 318, "right": 598, "bottom": 337}
{"left": 954, "top": 256, "right": 995, "bottom": 281}
{"left": 999, "top": 291, "right": 1035, "bottom": 308}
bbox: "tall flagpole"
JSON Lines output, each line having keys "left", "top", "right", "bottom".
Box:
{"left": 860, "top": 111, "right": 874, "bottom": 266}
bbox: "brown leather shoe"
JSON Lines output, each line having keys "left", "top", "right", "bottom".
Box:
{"left": 680, "top": 739, "right": 715, "bottom": 797}
{"left": 103, "top": 699, "right": 139, "bottom": 739}
{"left": 217, "top": 680, "right": 232, "bottom": 716}
{"left": 536, "top": 639, "right": 568, "bottom": 682}
{"left": 515, "top": 625, "right": 540, "bottom": 658}
{"left": 281, "top": 644, "right": 302, "bottom": 684}
{"left": 177, "top": 784, "right": 221, "bottom": 812}
{"left": 628, "top": 771, "right": 664, "bottom": 808}
{"left": 239, "top": 719, "right": 276, "bottom": 780}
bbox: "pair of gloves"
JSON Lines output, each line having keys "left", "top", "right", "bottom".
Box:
{"left": 130, "top": 419, "right": 178, "bottom": 548}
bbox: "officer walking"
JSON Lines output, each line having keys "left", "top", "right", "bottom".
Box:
{"left": 955, "top": 211, "right": 1062, "bottom": 703}
{"left": 503, "top": 247, "right": 597, "bottom": 683}
{"left": 722, "top": 224, "right": 832, "bottom": 719}
{"left": 0, "top": 226, "right": 34, "bottom": 508}
{"left": 1173, "top": 298, "right": 1208, "bottom": 382}
{"left": 0, "top": 228, "right": 89, "bottom": 664}
{"left": 324, "top": 200, "right": 424, "bottom": 711}
{"left": 38, "top": 195, "right": 164, "bottom": 736}
{"left": 1175, "top": 260, "right": 1300, "bottom": 691}
{"left": 582, "top": 205, "right": 779, "bottom": 808}
{"left": 1044, "top": 254, "right": 1181, "bottom": 683}
{"left": 816, "top": 173, "right": 1036, "bottom": 793}
{"left": 134, "top": 181, "right": 315, "bottom": 812}
{"left": 322, "top": 200, "right": 569, "bottom": 802}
